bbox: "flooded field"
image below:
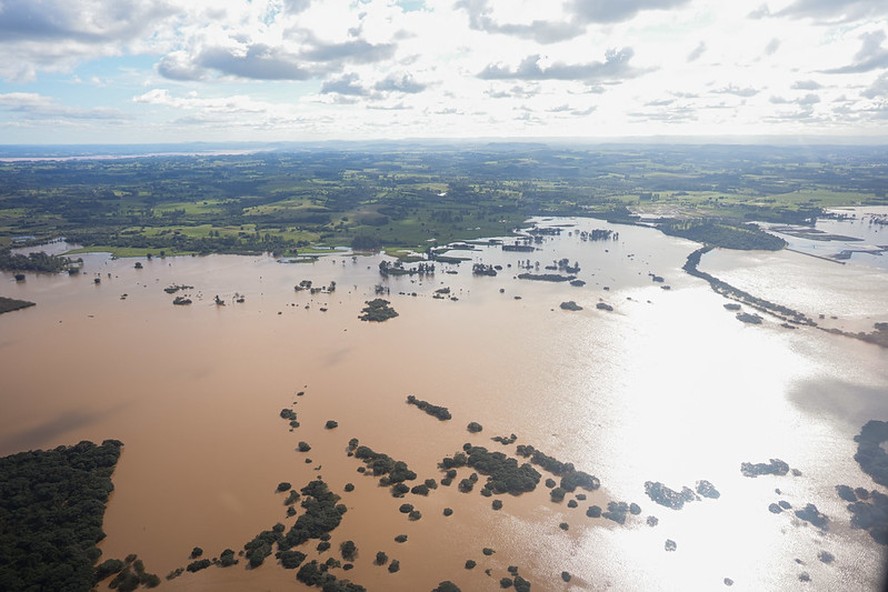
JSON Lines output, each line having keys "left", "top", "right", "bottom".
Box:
{"left": 1, "top": 217, "right": 886, "bottom": 591}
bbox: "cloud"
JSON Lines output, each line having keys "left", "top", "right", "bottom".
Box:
{"left": 764, "top": 38, "right": 781, "bottom": 56}
{"left": 862, "top": 72, "right": 888, "bottom": 99}
{"left": 195, "top": 44, "right": 312, "bottom": 80}
{"left": 775, "top": 0, "right": 888, "bottom": 22}
{"left": 713, "top": 84, "right": 759, "bottom": 97}
{"left": 284, "top": 0, "right": 312, "bottom": 15}
{"left": 455, "top": 0, "right": 584, "bottom": 44}
{"left": 321, "top": 74, "right": 368, "bottom": 96}
{"left": 157, "top": 51, "right": 206, "bottom": 81}
{"left": 570, "top": 0, "right": 691, "bottom": 24}
{"left": 748, "top": 4, "right": 771, "bottom": 19}
{"left": 686, "top": 42, "right": 706, "bottom": 62}
{"left": 133, "top": 89, "right": 270, "bottom": 115}
{"left": 0, "top": 92, "right": 128, "bottom": 121}
{"left": 792, "top": 79, "right": 822, "bottom": 90}
{"left": 769, "top": 93, "right": 820, "bottom": 105}
{"left": 478, "top": 48, "right": 643, "bottom": 83}
{"left": 300, "top": 38, "right": 396, "bottom": 64}
{"left": 0, "top": 0, "right": 178, "bottom": 81}
{"left": 0, "top": 0, "right": 175, "bottom": 43}
{"left": 374, "top": 74, "right": 426, "bottom": 93}
{"left": 822, "top": 30, "right": 888, "bottom": 74}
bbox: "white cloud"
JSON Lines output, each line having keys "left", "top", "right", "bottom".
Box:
{"left": 1, "top": 0, "right": 887, "bottom": 141}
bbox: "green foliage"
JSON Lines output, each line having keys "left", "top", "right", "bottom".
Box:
{"left": 281, "top": 479, "right": 344, "bottom": 549}
{"left": 105, "top": 555, "right": 159, "bottom": 591}
{"left": 0, "top": 145, "right": 883, "bottom": 257}
{"left": 359, "top": 299, "right": 398, "bottom": 322}
{"left": 219, "top": 549, "right": 238, "bottom": 567}
{"left": 296, "top": 560, "right": 367, "bottom": 591}
{"left": 660, "top": 220, "right": 786, "bottom": 250}
{"left": 185, "top": 559, "right": 212, "bottom": 573}
{"left": 340, "top": 540, "right": 357, "bottom": 561}
{"left": 441, "top": 445, "right": 541, "bottom": 495}
{"left": 0, "top": 295, "right": 36, "bottom": 314}
{"left": 855, "top": 420, "right": 888, "bottom": 487}
{"left": 433, "top": 581, "right": 462, "bottom": 592}
{"left": 353, "top": 443, "right": 417, "bottom": 494}
{"left": 406, "top": 394, "right": 451, "bottom": 420}
{"left": 0, "top": 248, "right": 73, "bottom": 272}
{"left": 0, "top": 440, "right": 123, "bottom": 592}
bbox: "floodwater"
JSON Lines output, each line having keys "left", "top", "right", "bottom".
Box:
{"left": 1, "top": 217, "right": 886, "bottom": 591}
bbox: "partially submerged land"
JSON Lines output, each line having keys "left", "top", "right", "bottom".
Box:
{"left": 0, "top": 295, "right": 35, "bottom": 314}
{"left": 1, "top": 143, "right": 887, "bottom": 591}
{"left": 0, "top": 440, "right": 159, "bottom": 591}
{"left": 8, "top": 387, "right": 884, "bottom": 591}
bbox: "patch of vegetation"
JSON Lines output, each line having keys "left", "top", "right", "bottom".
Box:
{"left": 660, "top": 220, "right": 786, "bottom": 250}
{"left": 854, "top": 420, "right": 888, "bottom": 487}
{"left": 0, "top": 248, "right": 74, "bottom": 273}
{"left": 296, "top": 560, "right": 366, "bottom": 592}
{"left": 740, "top": 458, "right": 791, "bottom": 478}
{"left": 281, "top": 479, "right": 346, "bottom": 550}
{"left": 0, "top": 295, "right": 35, "bottom": 314}
{"left": 359, "top": 299, "right": 399, "bottom": 322}
{"left": 104, "top": 556, "right": 160, "bottom": 591}
{"left": 0, "top": 439, "right": 123, "bottom": 592}
{"left": 514, "top": 445, "right": 599, "bottom": 491}
{"left": 406, "top": 394, "right": 452, "bottom": 420}
{"left": 351, "top": 441, "right": 418, "bottom": 495}
{"left": 441, "top": 445, "right": 541, "bottom": 495}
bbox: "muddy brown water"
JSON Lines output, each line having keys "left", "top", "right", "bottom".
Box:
{"left": 2, "top": 218, "right": 887, "bottom": 591}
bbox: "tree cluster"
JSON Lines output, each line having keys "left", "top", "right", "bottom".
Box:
{"left": 406, "top": 395, "right": 452, "bottom": 420}
{"left": 0, "top": 439, "right": 123, "bottom": 592}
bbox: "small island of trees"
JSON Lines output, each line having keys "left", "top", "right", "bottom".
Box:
{"left": 406, "top": 395, "right": 452, "bottom": 420}
{"left": 359, "top": 299, "right": 399, "bottom": 322}
{"left": 0, "top": 295, "right": 35, "bottom": 315}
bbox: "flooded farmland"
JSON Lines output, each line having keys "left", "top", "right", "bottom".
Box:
{"left": 1, "top": 216, "right": 886, "bottom": 591}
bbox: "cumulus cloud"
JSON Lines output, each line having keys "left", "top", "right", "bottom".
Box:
{"left": 478, "top": 48, "right": 642, "bottom": 83}
{"left": 776, "top": 0, "right": 888, "bottom": 22}
{"left": 0, "top": 0, "right": 177, "bottom": 81}
{"left": 686, "top": 42, "right": 706, "bottom": 63}
{"left": 0, "top": 0, "right": 175, "bottom": 43}
{"left": 300, "top": 38, "right": 396, "bottom": 64}
{"left": 194, "top": 44, "right": 312, "bottom": 80}
{"left": 374, "top": 74, "right": 426, "bottom": 93}
{"left": 770, "top": 93, "right": 820, "bottom": 105}
{"left": 862, "top": 72, "right": 888, "bottom": 99}
{"left": 713, "top": 85, "right": 759, "bottom": 97}
{"left": 455, "top": 0, "right": 584, "bottom": 44}
{"left": 0, "top": 92, "right": 128, "bottom": 121}
{"left": 764, "top": 38, "right": 781, "bottom": 56}
{"left": 822, "top": 30, "right": 888, "bottom": 74}
{"left": 792, "top": 79, "right": 822, "bottom": 90}
{"left": 321, "top": 74, "right": 368, "bottom": 96}
{"left": 570, "top": 0, "right": 690, "bottom": 24}
{"left": 133, "top": 89, "right": 271, "bottom": 115}
{"left": 748, "top": 4, "right": 771, "bottom": 19}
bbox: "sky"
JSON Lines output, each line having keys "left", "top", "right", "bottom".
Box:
{"left": 0, "top": 0, "right": 887, "bottom": 144}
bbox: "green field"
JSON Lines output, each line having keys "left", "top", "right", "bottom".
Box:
{"left": 0, "top": 143, "right": 885, "bottom": 260}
